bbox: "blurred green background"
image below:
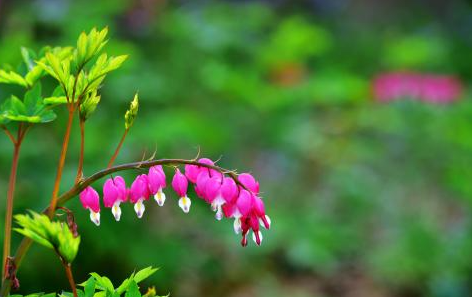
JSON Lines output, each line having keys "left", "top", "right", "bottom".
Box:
{"left": 2, "top": 0, "right": 472, "bottom": 296}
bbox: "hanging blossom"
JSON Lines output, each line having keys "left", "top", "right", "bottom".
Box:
{"left": 103, "top": 176, "right": 127, "bottom": 221}
{"left": 79, "top": 186, "right": 101, "bottom": 226}
{"left": 130, "top": 174, "right": 150, "bottom": 218}
{"left": 78, "top": 158, "right": 271, "bottom": 246}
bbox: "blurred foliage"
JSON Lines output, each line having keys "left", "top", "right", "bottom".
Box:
{"left": 1, "top": 0, "right": 472, "bottom": 297}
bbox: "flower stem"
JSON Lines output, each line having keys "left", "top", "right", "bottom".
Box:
{"left": 61, "top": 261, "right": 78, "bottom": 297}
{"left": 75, "top": 119, "right": 85, "bottom": 184}
{"left": 2, "top": 142, "right": 21, "bottom": 280}
{"left": 107, "top": 128, "right": 128, "bottom": 168}
{"left": 48, "top": 109, "right": 75, "bottom": 218}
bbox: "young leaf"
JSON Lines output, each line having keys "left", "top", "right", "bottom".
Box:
{"left": 14, "top": 211, "right": 80, "bottom": 263}
{"left": 83, "top": 276, "right": 96, "bottom": 297}
{"left": 124, "top": 93, "right": 139, "bottom": 129}
{"left": 0, "top": 69, "right": 29, "bottom": 88}
{"left": 133, "top": 267, "right": 158, "bottom": 284}
{"left": 124, "top": 281, "right": 141, "bottom": 297}
{"left": 90, "top": 273, "right": 114, "bottom": 293}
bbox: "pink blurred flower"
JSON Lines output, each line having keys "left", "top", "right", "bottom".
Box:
{"left": 372, "top": 72, "right": 462, "bottom": 103}
{"left": 103, "top": 176, "right": 127, "bottom": 221}
{"left": 80, "top": 186, "right": 101, "bottom": 226}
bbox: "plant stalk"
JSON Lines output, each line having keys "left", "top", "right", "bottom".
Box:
{"left": 107, "top": 128, "right": 128, "bottom": 168}
{"left": 75, "top": 119, "right": 85, "bottom": 184}
{"left": 2, "top": 142, "right": 21, "bottom": 280}
{"left": 47, "top": 109, "right": 75, "bottom": 218}
{"left": 62, "top": 261, "right": 78, "bottom": 297}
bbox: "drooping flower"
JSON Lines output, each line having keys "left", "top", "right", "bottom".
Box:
{"left": 103, "top": 176, "right": 127, "bottom": 221}
{"left": 172, "top": 168, "right": 191, "bottom": 213}
{"left": 223, "top": 186, "right": 271, "bottom": 246}
{"left": 238, "top": 173, "right": 260, "bottom": 195}
{"left": 80, "top": 186, "right": 101, "bottom": 226}
{"left": 130, "top": 174, "right": 150, "bottom": 218}
{"left": 204, "top": 175, "right": 226, "bottom": 220}
{"left": 148, "top": 165, "right": 167, "bottom": 206}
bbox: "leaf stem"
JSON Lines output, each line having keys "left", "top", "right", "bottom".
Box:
{"left": 107, "top": 128, "right": 128, "bottom": 168}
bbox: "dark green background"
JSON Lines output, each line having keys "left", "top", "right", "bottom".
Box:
{"left": 2, "top": 0, "right": 472, "bottom": 296}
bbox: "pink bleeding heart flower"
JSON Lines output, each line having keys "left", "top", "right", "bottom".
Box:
{"left": 172, "top": 169, "right": 191, "bottom": 213}
{"left": 103, "top": 176, "right": 127, "bottom": 221}
{"left": 233, "top": 187, "right": 270, "bottom": 246}
{"left": 80, "top": 186, "right": 101, "bottom": 226}
{"left": 221, "top": 177, "right": 238, "bottom": 203}
{"left": 184, "top": 164, "right": 200, "bottom": 183}
{"left": 195, "top": 171, "right": 210, "bottom": 199}
{"left": 238, "top": 173, "right": 260, "bottom": 194}
{"left": 204, "top": 175, "right": 227, "bottom": 220}
{"left": 148, "top": 165, "right": 167, "bottom": 206}
{"left": 130, "top": 174, "right": 150, "bottom": 218}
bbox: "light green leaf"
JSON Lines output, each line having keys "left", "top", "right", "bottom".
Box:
{"left": 134, "top": 267, "right": 158, "bottom": 284}
{"left": 124, "top": 281, "right": 140, "bottom": 297}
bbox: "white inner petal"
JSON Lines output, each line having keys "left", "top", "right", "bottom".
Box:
{"left": 90, "top": 210, "right": 100, "bottom": 226}
{"left": 112, "top": 202, "right": 122, "bottom": 221}
{"left": 134, "top": 198, "right": 145, "bottom": 218}
{"left": 178, "top": 196, "right": 191, "bottom": 213}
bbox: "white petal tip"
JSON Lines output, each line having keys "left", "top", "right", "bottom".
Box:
{"left": 154, "top": 192, "right": 166, "bottom": 207}
{"left": 178, "top": 196, "right": 191, "bottom": 213}
{"left": 90, "top": 211, "right": 100, "bottom": 226}
{"left": 233, "top": 218, "right": 242, "bottom": 234}
{"left": 112, "top": 204, "right": 122, "bottom": 221}
{"left": 134, "top": 200, "right": 145, "bottom": 218}
{"left": 252, "top": 231, "right": 263, "bottom": 246}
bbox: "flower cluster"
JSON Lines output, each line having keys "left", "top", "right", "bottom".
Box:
{"left": 372, "top": 72, "right": 462, "bottom": 103}
{"left": 79, "top": 159, "right": 271, "bottom": 246}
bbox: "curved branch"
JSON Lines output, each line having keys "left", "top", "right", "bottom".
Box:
{"left": 0, "top": 158, "right": 247, "bottom": 295}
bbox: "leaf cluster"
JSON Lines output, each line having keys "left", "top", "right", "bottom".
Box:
{"left": 14, "top": 212, "right": 80, "bottom": 264}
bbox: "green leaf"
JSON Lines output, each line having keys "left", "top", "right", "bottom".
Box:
{"left": 21, "top": 47, "right": 37, "bottom": 71}
{"left": 133, "top": 267, "right": 158, "bottom": 284}
{"left": 83, "top": 276, "right": 96, "bottom": 297}
{"left": 90, "top": 273, "right": 114, "bottom": 293}
{"left": 115, "top": 273, "right": 135, "bottom": 295}
{"left": 125, "top": 281, "right": 141, "bottom": 297}
{"left": 44, "top": 96, "right": 68, "bottom": 105}
{"left": 14, "top": 211, "right": 80, "bottom": 263}
{"left": 0, "top": 69, "right": 29, "bottom": 87}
